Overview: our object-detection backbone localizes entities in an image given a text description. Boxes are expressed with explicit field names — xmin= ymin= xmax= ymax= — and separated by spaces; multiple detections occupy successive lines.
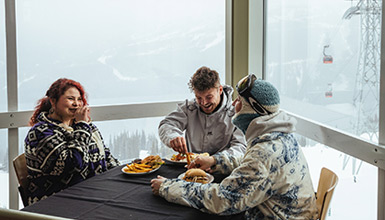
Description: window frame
xmin=253 ymin=0 xmax=385 ymax=219
xmin=3 ymin=1 xmax=385 ymax=218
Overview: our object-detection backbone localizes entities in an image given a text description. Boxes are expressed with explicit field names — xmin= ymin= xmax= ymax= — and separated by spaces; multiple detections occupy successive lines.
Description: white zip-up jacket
xmin=158 ymin=85 xmax=246 ymax=157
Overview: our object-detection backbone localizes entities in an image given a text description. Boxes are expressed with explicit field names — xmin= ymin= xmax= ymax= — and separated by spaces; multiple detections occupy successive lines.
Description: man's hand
xmin=170 ymin=137 xmax=188 ymax=153
xmin=186 ymin=156 xmax=216 ymax=173
xmin=150 ymin=175 xmax=167 ymax=196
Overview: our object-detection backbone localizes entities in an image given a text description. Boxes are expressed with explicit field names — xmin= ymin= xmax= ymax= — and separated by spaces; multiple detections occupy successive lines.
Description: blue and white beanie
xmin=232 ymin=79 xmax=280 ymax=134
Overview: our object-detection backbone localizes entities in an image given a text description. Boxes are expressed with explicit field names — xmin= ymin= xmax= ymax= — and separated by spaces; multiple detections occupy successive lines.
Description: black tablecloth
xmin=22 ymin=163 xmax=244 ymax=220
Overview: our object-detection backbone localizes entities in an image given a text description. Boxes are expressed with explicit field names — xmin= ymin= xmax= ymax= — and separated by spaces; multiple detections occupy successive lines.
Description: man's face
xmin=194 ymin=86 xmax=223 ymax=114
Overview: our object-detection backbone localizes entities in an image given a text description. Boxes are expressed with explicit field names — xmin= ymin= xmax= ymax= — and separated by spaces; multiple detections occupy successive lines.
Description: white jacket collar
xmin=245 ymin=110 xmax=297 ymax=145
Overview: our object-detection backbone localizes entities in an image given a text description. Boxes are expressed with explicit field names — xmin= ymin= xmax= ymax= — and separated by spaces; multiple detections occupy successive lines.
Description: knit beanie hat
xmin=232 ymin=76 xmax=280 ymax=134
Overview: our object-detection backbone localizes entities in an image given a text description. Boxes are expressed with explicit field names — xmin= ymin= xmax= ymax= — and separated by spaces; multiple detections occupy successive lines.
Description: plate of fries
xmin=164 ymin=152 xmax=209 ymax=165
xmin=122 ymin=155 xmax=164 ymax=175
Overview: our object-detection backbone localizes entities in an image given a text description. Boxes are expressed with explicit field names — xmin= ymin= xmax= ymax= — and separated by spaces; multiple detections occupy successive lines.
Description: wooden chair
xmin=12 ymin=153 xmax=29 ymax=207
xmin=316 ymin=167 xmax=338 ymax=220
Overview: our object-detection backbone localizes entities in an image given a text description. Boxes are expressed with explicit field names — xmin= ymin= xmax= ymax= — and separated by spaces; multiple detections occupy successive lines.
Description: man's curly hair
xmin=188 ymin=66 xmax=221 ymax=92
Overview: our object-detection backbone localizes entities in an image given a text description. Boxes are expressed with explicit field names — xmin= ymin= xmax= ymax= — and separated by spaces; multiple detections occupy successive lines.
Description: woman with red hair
xmin=25 ymin=78 xmax=120 ymax=205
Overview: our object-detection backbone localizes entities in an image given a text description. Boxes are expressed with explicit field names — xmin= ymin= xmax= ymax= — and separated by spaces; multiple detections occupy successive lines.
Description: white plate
xmin=164 ymin=155 xmax=187 ymax=165
xmin=121 ymin=164 xmax=161 ymax=175
xmin=177 ymin=171 xmax=214 ymax=183
xmin=164 ymin=153 xmax=210 ymax=165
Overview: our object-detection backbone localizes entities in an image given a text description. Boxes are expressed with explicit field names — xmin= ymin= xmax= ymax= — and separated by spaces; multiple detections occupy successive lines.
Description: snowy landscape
xmin=0 ymin=0 xmax=380 ymax=219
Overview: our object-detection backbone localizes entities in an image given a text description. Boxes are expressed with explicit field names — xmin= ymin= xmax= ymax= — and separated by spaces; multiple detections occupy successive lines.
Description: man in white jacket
xmin=158 ymin=66 xmax=246 ymax=157
xmin=152 ymin=74 xmax=318 ymax=219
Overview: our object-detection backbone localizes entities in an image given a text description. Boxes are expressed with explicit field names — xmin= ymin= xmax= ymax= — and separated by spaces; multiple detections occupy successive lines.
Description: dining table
xmin=21 ymin=161 xmax=245 ymax=220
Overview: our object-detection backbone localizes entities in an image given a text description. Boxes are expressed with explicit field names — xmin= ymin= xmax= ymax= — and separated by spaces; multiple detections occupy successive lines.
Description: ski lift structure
xmin=323 ymin=45 xmax=333 ymax=64
xmin=325 ymin=83 xmax=333 ymax=98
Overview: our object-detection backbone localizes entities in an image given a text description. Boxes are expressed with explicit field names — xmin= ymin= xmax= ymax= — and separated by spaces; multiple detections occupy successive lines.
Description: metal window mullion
xmin=225 ymin=0 xmax=232 ymax=86
xmin=5 ymin=0 xmax=19 ymax=210
xmin=248 ymin=0 xmax=264 ymax=78
xmin=378 ymin=0 xmax=385 ymax=219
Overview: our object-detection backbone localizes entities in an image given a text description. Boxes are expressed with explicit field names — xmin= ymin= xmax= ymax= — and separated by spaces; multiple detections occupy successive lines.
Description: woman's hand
xmin=186 ymin=156 xmax=216 ymax=173
xmin=75 ymin=106 xmax=90 ymax=122
xmin=150 ymin=175 xmax=167 ymax=196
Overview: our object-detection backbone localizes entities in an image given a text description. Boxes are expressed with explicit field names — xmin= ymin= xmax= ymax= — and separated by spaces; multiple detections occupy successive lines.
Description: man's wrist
xmin=211 ymin=156 xmax=216 ymax=165
xmin=210 ymin=156 xmax=217 ymax=170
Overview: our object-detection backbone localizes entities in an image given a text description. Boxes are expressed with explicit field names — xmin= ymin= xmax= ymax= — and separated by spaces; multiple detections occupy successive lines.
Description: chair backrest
xmin=316 ymin=167 xmax=338 ymax=220
xmin=13 ymin=153 xmax=29 ymax=206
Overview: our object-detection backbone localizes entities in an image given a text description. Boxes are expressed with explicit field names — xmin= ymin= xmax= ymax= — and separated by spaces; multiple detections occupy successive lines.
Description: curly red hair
xmin=29 ymin=78 xmax=88 ymax=126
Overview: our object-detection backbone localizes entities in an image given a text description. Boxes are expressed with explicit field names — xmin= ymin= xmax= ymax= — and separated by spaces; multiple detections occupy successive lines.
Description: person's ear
xmin=49 ymin=99 xmax=56 ymax=108
xmin=219 ymin=85 xmax=223 ymax=95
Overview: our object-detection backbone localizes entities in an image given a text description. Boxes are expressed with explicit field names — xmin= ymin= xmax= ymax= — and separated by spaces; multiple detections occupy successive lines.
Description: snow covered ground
xmin=303 ymin=145 xmax=377 ymax=220
xmin=0 ymin=172 xmax=9 ymax=209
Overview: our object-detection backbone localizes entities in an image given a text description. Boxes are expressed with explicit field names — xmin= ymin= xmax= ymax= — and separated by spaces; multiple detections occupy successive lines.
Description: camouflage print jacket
xmin=159 ymin=111 xmax=318 ymax=220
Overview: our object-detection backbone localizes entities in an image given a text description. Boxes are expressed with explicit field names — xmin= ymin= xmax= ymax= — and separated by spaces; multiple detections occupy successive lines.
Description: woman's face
xmin=51 ymin=87 xmax=83 ymax=123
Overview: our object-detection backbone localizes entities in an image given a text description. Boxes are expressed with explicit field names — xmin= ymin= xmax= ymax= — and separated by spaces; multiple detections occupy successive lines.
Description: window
xmin=16 ymin=0 xmax=226 ymax=109
xmin=3 ymin=0 xmax=226 ymax=209
xmin=0 ymin=0 xmax=6 ymax=112
xmin=0 ymin=0 xmax=8 ymax=208
xmin=266 ymin=0 xmax=380 ymax=142
xmin=266 ymin=1 xmax=380 ymax=219
xmin=299 ymin=134 xmax=377 ymax=220
xmin=0 ymin=129 xmax=8 ymax=208
xmin=93 ymin=117 xmax=174 ymax=163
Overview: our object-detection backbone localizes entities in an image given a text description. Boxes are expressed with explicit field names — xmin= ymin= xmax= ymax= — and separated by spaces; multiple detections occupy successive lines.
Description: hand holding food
xmin=187 ymin=155 xmax=215 ymax=172
xmin=123 ymin=155 xmax=164 ymax=174
xmin=169 ymin=136 xmax=187 ymax=153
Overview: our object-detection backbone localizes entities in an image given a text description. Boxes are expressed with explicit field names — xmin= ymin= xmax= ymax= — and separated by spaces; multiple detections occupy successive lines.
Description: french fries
xmin=123 ymin=155 xmax=164 ymax=173
xmin=186 ymin=152 xmax=191 ymax=165
xmin=171 ymin=152 xmax=209 ymax=162
xmin=171 ymin=152 xmax=193 ymax=162
xmin=123 ymin=163 xmax=152 ymax=173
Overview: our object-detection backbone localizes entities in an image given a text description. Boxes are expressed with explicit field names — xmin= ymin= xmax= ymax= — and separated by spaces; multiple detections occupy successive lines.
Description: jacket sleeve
xmin=158 ymin=101 xmax=189 ymax=148
xmin=159 ymin=146 xmax=274 ymax=215
xmin=211 ymin=151 xmax=243 ymax=175
xmin=89 ymin=123 xmax=120 ymax=169
xmin=216 ymin=126 xmax=246 ymax=158
xmin=105 ymin=148 xmax=120 ymax=169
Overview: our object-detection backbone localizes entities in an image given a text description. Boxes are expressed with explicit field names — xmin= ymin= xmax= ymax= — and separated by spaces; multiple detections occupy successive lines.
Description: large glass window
xmin=299 ymin=135 xmax=377 ymax=220
xmin=0 ymin=129 xmax=8 ymax=209
xmin=266 ymin=1 xmax=380 ymax=219
xmin=16 ymin=0 xmax=226 ymax=110
xmin=6 ymin=0 xmax=226 ymax=209
xmin=0 ymin=0 xmax=6 ymax=112
xmin=0 ymin=0 xmax=8 ymax=209
xmin=18 ymin=117 xmax=172 ymax=165
xmin=266 ymin=0 xmax=380 ymax=143
xmin=93 ymin=117 xmax=174 ymax=163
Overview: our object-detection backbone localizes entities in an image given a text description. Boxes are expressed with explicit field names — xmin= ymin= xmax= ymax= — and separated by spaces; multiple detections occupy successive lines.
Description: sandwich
xmin=183 ymin=168 xmax=209 ymax=184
